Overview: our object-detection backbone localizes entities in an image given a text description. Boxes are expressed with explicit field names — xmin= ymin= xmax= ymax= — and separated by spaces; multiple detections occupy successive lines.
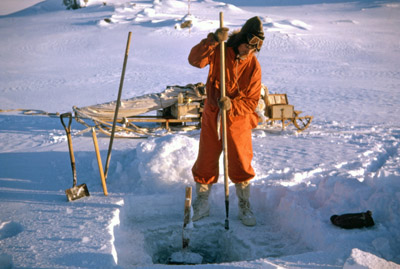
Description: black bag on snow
xmin=330 ymin=210 xmax=375 ymax=229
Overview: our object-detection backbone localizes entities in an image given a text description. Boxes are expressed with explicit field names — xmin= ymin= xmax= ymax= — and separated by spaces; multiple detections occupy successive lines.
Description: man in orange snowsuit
xmin=188 ymin=16 xmax=264 ymax=226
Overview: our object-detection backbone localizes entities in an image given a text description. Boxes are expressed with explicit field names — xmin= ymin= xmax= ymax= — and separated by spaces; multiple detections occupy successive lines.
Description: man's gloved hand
xmin=214 ymin=27 xmax=229 ymax=42
xmin=218 ymin=96 xmax=231 ymax=111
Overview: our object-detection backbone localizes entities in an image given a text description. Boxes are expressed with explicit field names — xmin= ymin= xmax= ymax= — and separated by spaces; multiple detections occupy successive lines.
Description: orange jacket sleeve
xmin=188 ymin=33 xmax=218 ymax=68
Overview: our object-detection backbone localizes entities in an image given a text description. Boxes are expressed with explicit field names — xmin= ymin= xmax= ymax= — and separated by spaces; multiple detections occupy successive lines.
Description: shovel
xmin=60 ymin=112 xmax=90 ymax=201
xmin=169 ymin=186 xmax=203 ymax=265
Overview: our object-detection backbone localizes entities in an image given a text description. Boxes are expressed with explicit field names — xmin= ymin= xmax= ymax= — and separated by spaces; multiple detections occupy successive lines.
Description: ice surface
xmin=169 ymin=250 xmax=203 ymax=265
xmin=0 ymin=0 xmax=399 ymax=268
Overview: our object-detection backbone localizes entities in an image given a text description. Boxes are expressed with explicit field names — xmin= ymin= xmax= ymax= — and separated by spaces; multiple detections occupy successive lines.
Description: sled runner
xmin=71 ymin=83 xmax=313 ymax=137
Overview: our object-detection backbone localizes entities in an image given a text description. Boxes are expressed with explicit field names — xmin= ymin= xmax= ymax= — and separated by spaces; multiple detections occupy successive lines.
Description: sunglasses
xmin=247 ymin=33 xmax=264 ymax=51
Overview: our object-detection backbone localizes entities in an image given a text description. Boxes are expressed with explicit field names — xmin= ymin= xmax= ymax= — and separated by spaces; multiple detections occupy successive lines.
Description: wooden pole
xmin=182 ymin=186 xmax=192 ymax=249
xmin=91 ymin=128 xmax=108 ymax=196
xmin=104 ymin=32 xmax=132 ymax=181
xmin=219 ymin=12 xmax=229 ymax=230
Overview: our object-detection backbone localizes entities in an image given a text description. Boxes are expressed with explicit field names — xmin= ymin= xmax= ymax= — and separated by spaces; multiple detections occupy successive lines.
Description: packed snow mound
xmin=98 ymin=0 xmax=248 ymax=32
xmin=135 ymin=135 xmax=198 ymax=192
xmin=0 ymin=221 xmax=24 ymax=240
xmin=343 ymin=248 xmax=400 ymax=269
xmin=1 ymin=0 xmax=67 ymax=16
xmin=264 ymin=17 xmax=311 ymax=33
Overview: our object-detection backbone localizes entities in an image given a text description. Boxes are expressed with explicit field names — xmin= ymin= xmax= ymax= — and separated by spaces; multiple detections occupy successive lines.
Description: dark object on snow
xmin=330 ymin=210 xmax=374 ymax=229
xmin=60 ymin=113 xmax=90 ymax=202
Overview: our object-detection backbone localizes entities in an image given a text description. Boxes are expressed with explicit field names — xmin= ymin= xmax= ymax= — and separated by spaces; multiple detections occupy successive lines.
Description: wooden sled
xmin=261 ymin=93 xmax=313 ymax=132
xmin=73 ymin=83 xmax=205 ymax=138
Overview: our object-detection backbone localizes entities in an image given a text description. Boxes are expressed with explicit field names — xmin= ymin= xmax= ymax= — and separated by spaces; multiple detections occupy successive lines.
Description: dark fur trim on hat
xmin=226 ymin=30 xmax=243 ymax=49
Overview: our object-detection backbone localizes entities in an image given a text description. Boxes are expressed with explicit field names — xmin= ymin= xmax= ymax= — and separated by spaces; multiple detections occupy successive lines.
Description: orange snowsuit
xmin=189 ymin=34 xmax=262 ymax=184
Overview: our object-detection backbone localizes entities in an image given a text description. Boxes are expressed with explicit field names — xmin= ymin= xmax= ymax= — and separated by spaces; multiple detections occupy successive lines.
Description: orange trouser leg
xmin=226 ymin=115 xmax=255 ymax=183
xmin=192 ymin=105 xmax=255 ymax=184
xmin=192 ymin=105 xmax=222 ymax=184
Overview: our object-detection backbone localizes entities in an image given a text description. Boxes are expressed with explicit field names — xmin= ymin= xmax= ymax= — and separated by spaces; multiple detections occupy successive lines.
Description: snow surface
xmin=1 ymin=0 xmax=400 ymax=268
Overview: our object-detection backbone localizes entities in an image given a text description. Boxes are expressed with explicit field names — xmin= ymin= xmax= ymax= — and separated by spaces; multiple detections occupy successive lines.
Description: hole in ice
xmin=144 ymin=222 xmax=246 ymax=264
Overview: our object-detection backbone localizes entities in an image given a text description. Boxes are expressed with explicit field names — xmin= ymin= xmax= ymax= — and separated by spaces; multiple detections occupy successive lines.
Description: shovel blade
xmin=65 ymin=183 xmax=90 ymax=201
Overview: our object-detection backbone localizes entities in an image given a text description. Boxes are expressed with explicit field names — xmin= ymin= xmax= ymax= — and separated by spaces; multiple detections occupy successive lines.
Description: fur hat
xmin=227 ymin=16 xmax=265 ymax=51
xmin=240 ymin=16 xmax=264 ymax=41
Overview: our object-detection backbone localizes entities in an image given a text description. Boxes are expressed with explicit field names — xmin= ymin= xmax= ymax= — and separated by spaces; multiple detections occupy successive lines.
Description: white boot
xmin=192 ymin=183 xmax=212 ymax=221
xmin=235 ymin=181 xmax=256 ymax=226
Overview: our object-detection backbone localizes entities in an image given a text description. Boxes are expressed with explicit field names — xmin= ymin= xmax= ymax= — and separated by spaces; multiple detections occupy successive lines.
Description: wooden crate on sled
xmin=157 ymin=96 xmax=203 ymax=129
xmin=263 ymin=93 xmax=313 ymax=132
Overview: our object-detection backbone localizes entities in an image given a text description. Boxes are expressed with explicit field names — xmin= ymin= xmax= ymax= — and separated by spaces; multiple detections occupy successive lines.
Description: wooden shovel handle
xmin=60 ymin=112 xmax=77 ymax=187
